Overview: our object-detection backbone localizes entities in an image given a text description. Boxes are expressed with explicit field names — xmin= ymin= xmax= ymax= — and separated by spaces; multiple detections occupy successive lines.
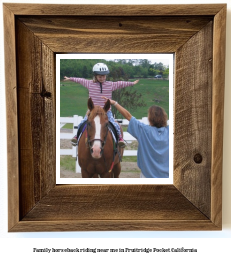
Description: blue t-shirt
xmin=127 ymin=117 xmax=169 ymax=178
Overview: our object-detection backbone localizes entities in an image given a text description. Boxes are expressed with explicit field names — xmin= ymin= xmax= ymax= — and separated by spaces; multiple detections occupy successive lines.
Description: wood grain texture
xmin=11 ymin=220 xmax=218 ymax=232
xmin=211 ymin=5 xmax=226 ymax=228
xmin=3 ymin=3 xmax=226 ymax=16
xmin=174 ymin=22 xmax=213 ymax=218
xmin=4 ymin=3 xmax=226 ymax=231
xmin=13 ymin=185 xmax=215 ymax=232
xmin=3 ymin=4 xmax=20 ymax=232
xmin=18 ymin=16 xmax=213 ymax=53
xmin=16 ymin=19 xmax=56 ymax=218
xmin=22 ymin=185 xmax=207 ymax=221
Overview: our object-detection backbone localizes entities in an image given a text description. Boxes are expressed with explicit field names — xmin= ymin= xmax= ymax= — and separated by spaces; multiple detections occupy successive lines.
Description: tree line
xmin=60 ymin=59 xmax=169 ymax=80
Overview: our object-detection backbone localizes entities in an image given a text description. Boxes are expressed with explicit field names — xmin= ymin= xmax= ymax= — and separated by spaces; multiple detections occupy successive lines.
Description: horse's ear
xmin=103 ymin=99 xmax=110 ymax=112
xmin=88 ymin=97 xmax=94 ymax=111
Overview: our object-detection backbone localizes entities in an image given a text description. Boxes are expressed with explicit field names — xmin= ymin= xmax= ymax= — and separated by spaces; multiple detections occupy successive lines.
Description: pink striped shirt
xmin=70 ymin=77 xmax=134 ymax=107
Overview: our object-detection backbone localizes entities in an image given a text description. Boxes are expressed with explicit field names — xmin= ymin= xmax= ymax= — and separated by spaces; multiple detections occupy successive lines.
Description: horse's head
xmin=86 ymin=98 xmax=110 ymax=159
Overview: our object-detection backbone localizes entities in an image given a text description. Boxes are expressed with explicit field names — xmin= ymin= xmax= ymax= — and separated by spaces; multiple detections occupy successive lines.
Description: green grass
xmin=62 ymin=123 xmax=73 ymax=129
xmin=60 ymin=156 xmax=75 ymax=172
xmin=121 ymin=126 xmax=128 ymax=132
xmin=122 ymin=79 xmax=169 ymax=118
xmin=60 ymin=81 xmax=89 ymax=117
xmin=123 ymin=156 xmax=137 ymax=162
xmin=60 ymin=78 xmax=169 ymax=119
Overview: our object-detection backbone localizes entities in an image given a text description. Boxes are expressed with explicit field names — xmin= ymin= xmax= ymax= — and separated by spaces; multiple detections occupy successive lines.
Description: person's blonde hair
xmin=148 ymin=105 xmax=167 ymax=128
xmin=93 ymin=75 xmax=107 ymax=83
xmin=93 ymin=75 xmax=97 ymax=82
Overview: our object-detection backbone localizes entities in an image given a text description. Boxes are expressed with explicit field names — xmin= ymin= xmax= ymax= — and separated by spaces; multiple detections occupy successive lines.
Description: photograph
xmin=56 ymin=54 xmax=174 ymax=184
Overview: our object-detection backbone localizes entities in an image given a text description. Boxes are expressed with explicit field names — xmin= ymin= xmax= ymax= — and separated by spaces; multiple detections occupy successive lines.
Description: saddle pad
xmin=77 ymin=120 xmax=87 ymax=140
xmin=108 ymin=121 xmax=118 ymax=142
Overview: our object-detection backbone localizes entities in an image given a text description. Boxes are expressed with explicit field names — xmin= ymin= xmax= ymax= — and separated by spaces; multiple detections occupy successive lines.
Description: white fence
xmin=60 ymin=115 xmax=148 ymax=173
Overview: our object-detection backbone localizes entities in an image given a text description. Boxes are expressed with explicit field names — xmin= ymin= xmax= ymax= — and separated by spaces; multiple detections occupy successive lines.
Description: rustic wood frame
xmin=4 ymin=4 xmax=226 ymax=232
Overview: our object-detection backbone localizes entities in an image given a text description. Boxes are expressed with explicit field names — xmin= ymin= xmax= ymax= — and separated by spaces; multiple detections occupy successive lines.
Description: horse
xmin=78 ymin=98 xmax=124 ymax=178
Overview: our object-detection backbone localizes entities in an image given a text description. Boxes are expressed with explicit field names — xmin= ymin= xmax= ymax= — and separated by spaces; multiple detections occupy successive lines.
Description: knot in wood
xmin=194 ymin=153 xmax=203 ymax=164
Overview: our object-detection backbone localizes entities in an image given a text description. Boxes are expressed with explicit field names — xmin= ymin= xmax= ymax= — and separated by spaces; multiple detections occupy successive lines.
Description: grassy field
xmin=60 ymin=78 xmax=169 ymax=119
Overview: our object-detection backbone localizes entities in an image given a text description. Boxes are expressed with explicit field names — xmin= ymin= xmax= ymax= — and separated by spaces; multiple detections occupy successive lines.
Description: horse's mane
xmin=88 ymin=105 xmax=108 ymax=120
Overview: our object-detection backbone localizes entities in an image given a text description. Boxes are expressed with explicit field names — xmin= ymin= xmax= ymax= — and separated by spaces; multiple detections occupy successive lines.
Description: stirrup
xmin=71 ymin=137 xmax=77 ymax=146
xmin=71 ymin=141 xmax=77 ymax=146
xmin=118 ymin=139 xmax=126 ymax=148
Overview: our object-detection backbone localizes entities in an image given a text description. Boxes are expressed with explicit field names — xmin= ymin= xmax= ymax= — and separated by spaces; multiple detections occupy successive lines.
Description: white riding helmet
xmin=93 ymin=63 xmax=110 ymax=75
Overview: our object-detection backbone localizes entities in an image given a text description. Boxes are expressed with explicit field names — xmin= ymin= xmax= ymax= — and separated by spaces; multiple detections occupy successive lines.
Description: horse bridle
xmin=85 ymin=118 xmax=109 ymax=156
xmin=84 ymin=112 xmax=120 ymax=175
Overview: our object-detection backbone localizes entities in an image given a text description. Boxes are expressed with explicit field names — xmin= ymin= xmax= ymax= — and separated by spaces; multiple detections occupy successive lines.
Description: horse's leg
xmin=100 ymin=172 xmax=113 ymax=178
xmin=81 ymin=169 xmax=98 ymax=178
xmin=112 ymin=162 xmax=121 ymax=178
xmin=81 ymin=169 xmax=90 ymax=178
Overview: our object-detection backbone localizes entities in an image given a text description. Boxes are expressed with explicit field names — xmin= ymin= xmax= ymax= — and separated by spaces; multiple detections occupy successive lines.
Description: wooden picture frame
xmin=4 ymin=3 xmax=226 ymax=231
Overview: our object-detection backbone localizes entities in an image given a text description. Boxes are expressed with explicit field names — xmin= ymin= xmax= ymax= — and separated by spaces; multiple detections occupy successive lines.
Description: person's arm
xmin=63 ymin=76 xmax=90 ymax=89
xmin=102 ymin=97 xmax=132 ymax=121
xmin=63 ymin=76 xmax=70 ymax=81
xmin=111 ymin=79 xmax=139 ymax=91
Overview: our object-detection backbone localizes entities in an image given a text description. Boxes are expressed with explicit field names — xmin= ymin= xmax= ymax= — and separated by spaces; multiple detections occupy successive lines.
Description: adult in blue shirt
xmin=102 ymin=97 xmax=169 ymax=178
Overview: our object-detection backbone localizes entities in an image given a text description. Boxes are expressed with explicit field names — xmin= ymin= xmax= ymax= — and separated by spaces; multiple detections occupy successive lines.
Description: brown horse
xmin=78 ymin=98 xmax=124 ymax=178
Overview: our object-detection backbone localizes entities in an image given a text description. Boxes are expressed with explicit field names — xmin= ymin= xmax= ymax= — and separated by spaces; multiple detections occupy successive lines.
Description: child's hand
xmin=134 ymin=80 xmax=139 ymax=84
xmin=64 ymin=76 xmax=70 ymax=81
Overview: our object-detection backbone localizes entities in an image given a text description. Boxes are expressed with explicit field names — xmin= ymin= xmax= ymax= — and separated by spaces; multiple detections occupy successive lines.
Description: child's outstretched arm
xmin=63 ymin=76 xmax=70 ymax=81
xmin=111 ymin=79 xmax=139 ymax=91
xmin=63 ymin=76 xmax=90 ymax=89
